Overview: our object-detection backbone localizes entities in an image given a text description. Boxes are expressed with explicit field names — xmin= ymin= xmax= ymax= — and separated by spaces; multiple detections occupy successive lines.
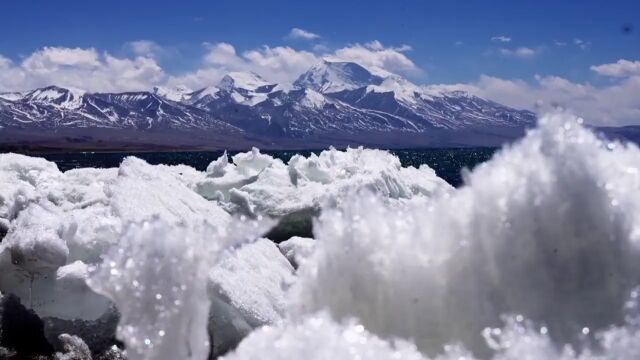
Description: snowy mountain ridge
xmin=0 ymin=60 xmax=537 ymax=148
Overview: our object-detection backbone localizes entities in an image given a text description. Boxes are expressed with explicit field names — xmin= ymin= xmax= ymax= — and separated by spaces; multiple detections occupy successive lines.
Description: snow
xmin=152 ymin=85 xmax=193 ymax=102
xmin=292 ymin=112 xmax=640 ymax=357
xmin=24 ymin=86 xmax=86 ymax=109
xmin=221 ymin=312 xmax=427 ymax=360
xmin=298 ymin=89 xmax=327 ymax=109
xmin=295 ymin=60 xmax=385 ymax=93
xmin=215 ymin=72 xmax=276 ymax=106
xmin=0 ymin=92 xmax=24 ymax=101
xmin=366 ymin=75 xmax=426 ymax=104
xmin=189 ymin=86 xmax=220 ymax=102
xmin=218 ymin=72 xmax=273 ymax=92
xmin=294 ymin=60 xmax=385 ymax=93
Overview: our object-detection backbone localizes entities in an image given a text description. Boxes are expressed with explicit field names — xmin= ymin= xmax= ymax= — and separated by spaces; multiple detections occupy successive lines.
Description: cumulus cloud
xmin=426 ymin=73 xmax=640 ymax=126
xmin=125 ymin=40 xmax=165 ymax=58
xmin=168 ymin=40 xmax=421 ymax=88
xmin=0 ymin=40 xmax=422 ymax=93
xmin=0 ymin=46 xmax=165 ymax=92
xmin=498 ymin=47 xmax=540 ymax=58
xmin=327 ymin=41 xmax=421 ymax=76
xmin=167 ymin=42 xmax=319 ymax=88
xmin=491 ymin=35 xmax=512 ymax=43
xmin=287 ymin=27 xmax=321 ymax=41
xmin=591 ymin=59 xmax=640 ymax=78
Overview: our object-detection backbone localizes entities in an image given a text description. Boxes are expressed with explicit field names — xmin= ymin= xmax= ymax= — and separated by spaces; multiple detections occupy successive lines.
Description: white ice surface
xmin=292 ymin=113 xmax=640 ymax=357
xmin=220 ymin=312 xmax=428 ymax=360
xmin=196 ymin=146 xmax=452 ymax=218
xmin=208 ymin=238 xmax=294 ymax=354
xmin=0 ymin=155 xmax=232 ymax=322
xmin=278 ymin=236 xmax=315 ymax=267
xmin=88 ymin=218 xmax=270 ymax=360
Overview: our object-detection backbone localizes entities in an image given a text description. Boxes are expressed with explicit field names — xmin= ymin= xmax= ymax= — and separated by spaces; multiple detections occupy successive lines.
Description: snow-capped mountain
xmin=0 ymin=61 xmax=537 ymax=148
xmin=293 ymin=61 xmax=386 ymax=93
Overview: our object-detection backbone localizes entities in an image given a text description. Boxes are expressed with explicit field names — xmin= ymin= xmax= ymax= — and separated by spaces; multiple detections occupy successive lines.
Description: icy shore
xmin=0 ymin=144 xmax=449 ymax=358
xmin=2 ymin=113 xmax=640 ymax=359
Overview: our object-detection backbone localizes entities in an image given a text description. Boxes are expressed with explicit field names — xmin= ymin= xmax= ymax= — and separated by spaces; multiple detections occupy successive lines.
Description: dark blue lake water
xmin=38 ymin=148 xmax=497 ymax=187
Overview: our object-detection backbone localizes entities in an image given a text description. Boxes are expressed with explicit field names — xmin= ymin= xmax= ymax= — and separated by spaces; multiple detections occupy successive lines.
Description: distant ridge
xmin=0 ymin=61 xmax=537 ymax=150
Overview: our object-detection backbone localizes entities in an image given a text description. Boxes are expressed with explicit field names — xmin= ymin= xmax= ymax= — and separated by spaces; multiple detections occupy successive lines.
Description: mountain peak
xmin=23 ymin=85 xmax=85 ymax=109
xmin=293 ymin=60 xmax=385 ymax=94
xmin=218 ymin=72 xmax=274 ymax=92
xmin=153 ymin=85 xmax=193 ymax=102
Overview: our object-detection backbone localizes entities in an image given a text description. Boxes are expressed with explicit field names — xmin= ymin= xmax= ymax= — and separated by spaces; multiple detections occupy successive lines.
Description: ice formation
xmin=293 ymin=113 xmax=640 ymax=357
xmin=10 ymin=113 xmax=640 ymax=360
xmin=220 ymin=312 xmax=428 ymax=360
xmin=208 ymin=238 xmax=295 ymax=355
xmin=87 ymin=219 xmax=268 ymax=360
xmin=195 ymin=147 xmax=452 ymax=239
xmin=0 ymin=145 xmax=449 ymax=358
xmin=278 ymin=236 xmax=315 ymax=268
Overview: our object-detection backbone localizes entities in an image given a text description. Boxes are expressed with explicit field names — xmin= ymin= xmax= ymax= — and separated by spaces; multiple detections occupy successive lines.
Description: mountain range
xmin=0 ymin=60 xmax=540 ymax=151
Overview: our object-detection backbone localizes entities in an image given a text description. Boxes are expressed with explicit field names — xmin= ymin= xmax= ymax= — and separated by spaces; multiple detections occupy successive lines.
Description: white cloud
xmin=126 ymin=40 xmax=164 ymax=57
xmin=574 ymin=39 xmax=591 ymax=50
xmin=591 ymin=59 xmax=640 ymax=78
xmin=0 ymin=40 xmax=423 ymax=93
xmin=498 ymin=47 xmax=540 ymax=58
xmin=328 ymin=41 xmax=421 ymax=76
xmin=0 ymin=46 xmax=165 ymax=92
xmin=426 ymin=73 xmax=640 ymax=126
xmin=167 ymin=43 xmax=319 ymax=88
xmin=287 ymin=27 xmax=321 ymax=41
xmin=491 ymin=35 xmax=512 ymax=43
xmin=169 ymin=40 xmax=422 ymax=88
xmin=554 ymin=40 xmax=567 ymax=47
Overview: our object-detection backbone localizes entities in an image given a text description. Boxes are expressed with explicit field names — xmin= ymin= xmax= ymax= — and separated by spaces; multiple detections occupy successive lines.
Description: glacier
xmin=2 ymin=112 xmax=640 ymax=359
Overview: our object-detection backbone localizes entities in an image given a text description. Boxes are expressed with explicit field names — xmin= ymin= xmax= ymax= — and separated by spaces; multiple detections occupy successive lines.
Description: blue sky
xmin=1 ymin=0 xmax=639 ymax=124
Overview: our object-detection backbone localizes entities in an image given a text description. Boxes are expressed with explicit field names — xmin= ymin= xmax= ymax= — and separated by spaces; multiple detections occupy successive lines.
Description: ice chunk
xmin=278 ymin=236 xmax=315 ymax=267
xmin=0 ymin=153 xmax=61 ymax=227
xmin=293 ymin=113 xmax=640 ymax=357
xmin=88 ymin=217 xmax=271 ymax=360
xmin=220 ymin=312 xmax=427 ymax=360
xmin=209 ymin=238 xmax=295 ymax=355
xmin=194 ymin=147 xmax=451 ymax=241
xmin=206 ymin=151 xmax=229 ymax=178
xmin=107 ymin=157 xmax=229 ymax=227
xmin=54 ymin=334 xmax=92 ymax=360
